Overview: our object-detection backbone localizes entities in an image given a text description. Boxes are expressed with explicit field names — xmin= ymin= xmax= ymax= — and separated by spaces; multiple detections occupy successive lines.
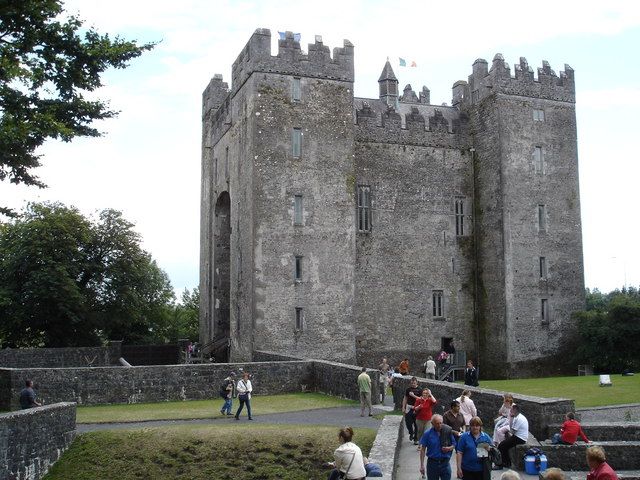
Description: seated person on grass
xmin=552 ymin=412 xmax=590 ymax=445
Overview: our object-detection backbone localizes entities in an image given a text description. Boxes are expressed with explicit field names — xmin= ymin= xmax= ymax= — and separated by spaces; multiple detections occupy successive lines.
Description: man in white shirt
xmin=424 ymin=356 xmax=436 ymax=380
xmin=497 ymin=404 xmax=529 ymax=469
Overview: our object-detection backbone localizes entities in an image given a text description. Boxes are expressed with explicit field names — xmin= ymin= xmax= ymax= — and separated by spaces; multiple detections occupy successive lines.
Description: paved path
xmin=77 ymin=405 xmax=387 ymax=433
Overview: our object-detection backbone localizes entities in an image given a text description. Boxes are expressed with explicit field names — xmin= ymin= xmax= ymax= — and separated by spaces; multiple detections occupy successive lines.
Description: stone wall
xmin=0 ymin=403 xmax=76 ymax=480
xmin=121 ymin=344 xmax=181 ymax=366
xmin=0 ymin=343 xmax=121 ymax=368
xmin=1 ymin=362 xmax=313 ymax=409
xmin=391 ymin=376 xmax=573 ymax=439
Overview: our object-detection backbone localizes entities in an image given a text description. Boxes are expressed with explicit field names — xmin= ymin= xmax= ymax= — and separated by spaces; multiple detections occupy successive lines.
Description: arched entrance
xmin=212 ymin=191 xmax=230 ymax=361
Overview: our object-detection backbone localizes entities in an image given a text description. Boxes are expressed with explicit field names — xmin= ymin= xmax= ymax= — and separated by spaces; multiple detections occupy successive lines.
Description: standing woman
xmin=235 ymin=371 xmax=253 ymax=420
xmin=414 ymin=388 xmax=437 ymax=445
xmin=456 ymin=416 xmax=493 ymax=480
xmin=493 ymin=394 xmax=514 ymax=444
xmin=456 ymin=390 xmax=477 ymax=430
xmin=327 ymin=426 xmax=367 ymax=480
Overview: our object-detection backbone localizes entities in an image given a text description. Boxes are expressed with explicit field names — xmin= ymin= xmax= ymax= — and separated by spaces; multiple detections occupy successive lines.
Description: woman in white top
xmin=234 ymin=371 xmax=253 ymax=420
xmin=327 ymin=426 xmax=366 ymax=480
xmin=455 ymin=390 xmax=477 ymax=428
xmin=493 ymin=393 xmax=514 ymax=444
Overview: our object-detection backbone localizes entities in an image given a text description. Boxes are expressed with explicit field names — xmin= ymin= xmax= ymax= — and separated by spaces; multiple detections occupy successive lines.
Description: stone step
xmin=567 ymin=471 xmax=640 ymax=480
xmin=515 ymin=441 xmax=640 ymax=472
xmin=546 ymin=422 xmax=640 ymax=442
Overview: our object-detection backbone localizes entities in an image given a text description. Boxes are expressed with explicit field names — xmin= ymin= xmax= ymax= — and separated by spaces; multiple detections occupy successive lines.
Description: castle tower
xmin=200 ymin=29 xmax=357 ymax=363
xmin=464 ymin=55 xmax=585 ymax=378
xmin=378 ymin=60 xmax=399 ymax=107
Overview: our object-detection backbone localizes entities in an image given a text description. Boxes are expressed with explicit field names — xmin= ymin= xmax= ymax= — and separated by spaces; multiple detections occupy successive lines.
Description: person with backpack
xmin=219 ymin=371 xmax=236 ymax=416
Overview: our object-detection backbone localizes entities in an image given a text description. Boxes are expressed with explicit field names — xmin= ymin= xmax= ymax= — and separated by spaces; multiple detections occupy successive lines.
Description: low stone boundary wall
xmin=0 ymin=402 xmax=76 ymax=480
xmin=390 ymin=376 xmax=574 ymax=440
xmin=546 ymin=422 xmax=640 ymax=442
xmin=515 ymin=441 xmax=640 ymax=471
xmin=367 ymin=415 xmax=403 ymax=480
xmin=1 ymin=362 xmax=313 ymax=409
xmin=254 ymin=351 xmax=380 ymax=403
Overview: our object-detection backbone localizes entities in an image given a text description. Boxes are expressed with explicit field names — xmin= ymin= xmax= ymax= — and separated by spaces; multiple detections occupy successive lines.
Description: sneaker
xmin=413 ymin=440 xmax=418 ymax=445
xmin=220 ymin=410 xmax=225 ymax=415
xmin=226 ymin=413 xmax=234 ymax=416
xmin=234 ymin=416 xmax=239 ymax=421
xmin=368 ymin=413 xmax=373 ymax=417
xmin=248 ymin=417 xmax=253 ymax=420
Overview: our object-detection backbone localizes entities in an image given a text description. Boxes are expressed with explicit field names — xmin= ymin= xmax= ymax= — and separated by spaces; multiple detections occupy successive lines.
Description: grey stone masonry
xmin=546 ymin=422 xmax=640 ymax=442
xmin=391 ymin=375 xmax=573 ymax=439
xmin=515 ymin=441 xmax=640 ymax=472
xmin=367 ymin=415 xmax=403 ymax=480
xmin=2 ymin=357 xmax=379 ymax=408
xmin=200 ymin=29 xmax=586 ymax=379
xmin=0 ymin=343 xmax=121 ymax=368
xmin=0 ymin=402 xmax=76 ymax=480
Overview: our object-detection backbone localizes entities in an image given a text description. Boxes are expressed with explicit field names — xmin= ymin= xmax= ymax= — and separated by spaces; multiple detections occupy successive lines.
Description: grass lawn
xmin=480 ymin=375 xmax=640 ymax=408
xmin=43 ymin=424 xmax=377 ymax=480
xmin=76 ymin=393 xmax=358 ymax=424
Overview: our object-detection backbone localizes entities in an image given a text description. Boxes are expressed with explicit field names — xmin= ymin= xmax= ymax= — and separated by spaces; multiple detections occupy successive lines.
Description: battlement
xmin=461 ymin=54 xmax=575 ymax=104
xmin=230 ymin=28 xmax=354 ymax=94
xmin=354 ymin=99 xmax=467 ymax=149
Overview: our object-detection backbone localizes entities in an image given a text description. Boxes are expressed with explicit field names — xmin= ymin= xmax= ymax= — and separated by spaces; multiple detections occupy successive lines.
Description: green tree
xmin=0 ymin=0 xmax=154 ymax=208
xmin=0 ymin=202 xmax=175 ymax=347
xmin=574 ymin=290 xmax=640 ymax=372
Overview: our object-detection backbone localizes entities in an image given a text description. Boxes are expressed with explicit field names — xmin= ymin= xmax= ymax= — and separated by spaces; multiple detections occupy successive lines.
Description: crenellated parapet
xmin=231 ymin=29 xmax=354 ymax=94
xmin=354 ymin=99 xmax=468 ymax=149
xmin=461 ymin=54 xmax=575 ymax=104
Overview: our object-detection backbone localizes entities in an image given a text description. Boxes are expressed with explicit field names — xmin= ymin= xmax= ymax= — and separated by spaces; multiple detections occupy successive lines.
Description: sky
xmin=2 ymin=0 xmax=640 ymax=297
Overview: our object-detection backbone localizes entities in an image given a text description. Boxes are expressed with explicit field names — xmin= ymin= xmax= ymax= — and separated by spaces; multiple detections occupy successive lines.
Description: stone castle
xmin=199 ymin=28 xmax=585 ymax=378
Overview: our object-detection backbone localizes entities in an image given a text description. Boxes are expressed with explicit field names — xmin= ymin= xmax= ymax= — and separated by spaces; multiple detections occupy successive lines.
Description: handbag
xmin=238 ymin=380 xmax=250 ymax=401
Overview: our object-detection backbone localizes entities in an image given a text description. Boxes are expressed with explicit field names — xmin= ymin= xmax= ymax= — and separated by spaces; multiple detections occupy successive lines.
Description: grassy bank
xmin=76 ymin=393 xmax=358 ymax=423
xmin=43 ymin=424 xmax=377 ymax=480
xmin=480 ymin=374 xmax=640 ymax=408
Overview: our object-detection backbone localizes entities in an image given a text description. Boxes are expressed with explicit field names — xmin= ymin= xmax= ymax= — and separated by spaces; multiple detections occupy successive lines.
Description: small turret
xmin=378 ymin=60 xmax=399 ymax=107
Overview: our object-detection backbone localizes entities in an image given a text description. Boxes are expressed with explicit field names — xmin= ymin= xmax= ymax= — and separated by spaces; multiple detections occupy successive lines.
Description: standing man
xmin=357 ymin=367 xmax=373 ymax=417
xmin=497 ymin=404 xmax=529 ymax=469
xmin=403 ymin=377 xmax=423 ymax=444
xmin=424 ymin=356 xmax=437 ymax=380
xmin=378 ymin=358 xmax=390 ymax=403
xmin=219 ymin=371 xmax=236 ymax=416
xmin=464 ymin=360 xmax=479 ymax=387
xmin=19 ymin=380 xmax=41 ymax=409
xmin=443 ymin=400 xmax=466 ymax=440
xmin=419 ymin=414 xmax=456 ymax=480
xmin=235 ymin=371 xmax=253 ymax=421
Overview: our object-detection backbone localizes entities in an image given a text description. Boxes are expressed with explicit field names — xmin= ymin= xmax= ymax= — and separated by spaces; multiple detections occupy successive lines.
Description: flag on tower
xmin=399 ymin=57 xmax=406 ymax=67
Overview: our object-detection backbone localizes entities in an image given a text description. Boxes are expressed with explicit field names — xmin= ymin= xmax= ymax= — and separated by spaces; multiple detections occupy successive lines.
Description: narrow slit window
xmin=213 ymin=158 xmax=218 ymax=184
xmin=295 ymin=256 xmax=302 ymax=281
xmin=432 ymin=290 xmax=444 ymax=318
xmin=225 ymin=147 xmax=229 ymax=179
xmin=295 ymin=307 xmax=303 ymax=331
xmin=357 ymin=185 xmax=371 ymax=232
xmin=541 ymin=299 xmax=549 ymax=322
xmin=533 ymin=147 xmax=543 ymax=174
xmin=294 ymin=195 xmax=303 ymax=225
xmin=538 ymin=204 xmax=547 ymax=232
xmin=292 ymin=77 xmax=301 ymax=101
xmin=292 ymin=128 xmax=302 ymax=158
xmin=455 ymin=197 xmax=465 ymax=236
xmin=533 ymin=109 xmax=545 ymax=122
xmin=539 ymin=257 xmax=547 ymax=279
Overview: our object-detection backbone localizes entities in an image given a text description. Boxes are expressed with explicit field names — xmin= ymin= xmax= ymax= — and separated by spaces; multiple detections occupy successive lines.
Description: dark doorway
xmin=213 ymin=191 xmax=231 ymax=362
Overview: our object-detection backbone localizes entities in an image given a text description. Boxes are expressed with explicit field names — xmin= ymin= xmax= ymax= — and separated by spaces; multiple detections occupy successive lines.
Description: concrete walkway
xmin=77 ymin=405 xmax=387 ymax=433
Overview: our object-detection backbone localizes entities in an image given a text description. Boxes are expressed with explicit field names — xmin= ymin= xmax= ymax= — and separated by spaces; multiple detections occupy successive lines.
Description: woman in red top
xmin=413 ymin=388 xmax=437 ymax=446
xmin=552 ymin=412 xmax=590 ymax=444
xmin=587 ymin=446 xmax=618 ymax=480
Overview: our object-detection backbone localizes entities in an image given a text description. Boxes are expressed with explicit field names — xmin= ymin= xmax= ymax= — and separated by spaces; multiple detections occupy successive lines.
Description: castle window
xmin=455 ymin=197 xmax=465 ymax=236
xmin=539 ymin=256 xmax=548 ymax=279
xmin=225 ymin=146 xmax=229 ymax=180
xmin=213 ymin=158 xmax=218 ymax=185
xmin=292 ymin=128 xmax=302 ymax=158
xmin=295 ymin=307 xmax=304 ymax=331
xmin=533 ymin=147 xmax=543 ymax=174
xmin=432 ymin=290 xmax=444 ymax=318
xmin=357 ymin=185 xmax=371 ymax=232
xmin=533 ymin=109 xmax=545 ymax=122
xmin=538 ymin=204 xmax=547 ymax=232
xmin=294 ymin=195 xmax=303 ymax=225
xmin=295 ymin=256 xmax=302 ymax=282
xmin=541 ymin=299 xmax=549 ymax=322
xmin=292 ymin=77 xmax=301 ymax=102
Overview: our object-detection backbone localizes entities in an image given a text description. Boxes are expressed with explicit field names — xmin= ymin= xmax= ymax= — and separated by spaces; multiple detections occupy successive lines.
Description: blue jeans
xmin=427 ymin=458 xmax=451 ymax=480
xmin=221 ymin=397 xmax=232 ymax=414
xmin=235 ymin=396 xmax=252 ymax=419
